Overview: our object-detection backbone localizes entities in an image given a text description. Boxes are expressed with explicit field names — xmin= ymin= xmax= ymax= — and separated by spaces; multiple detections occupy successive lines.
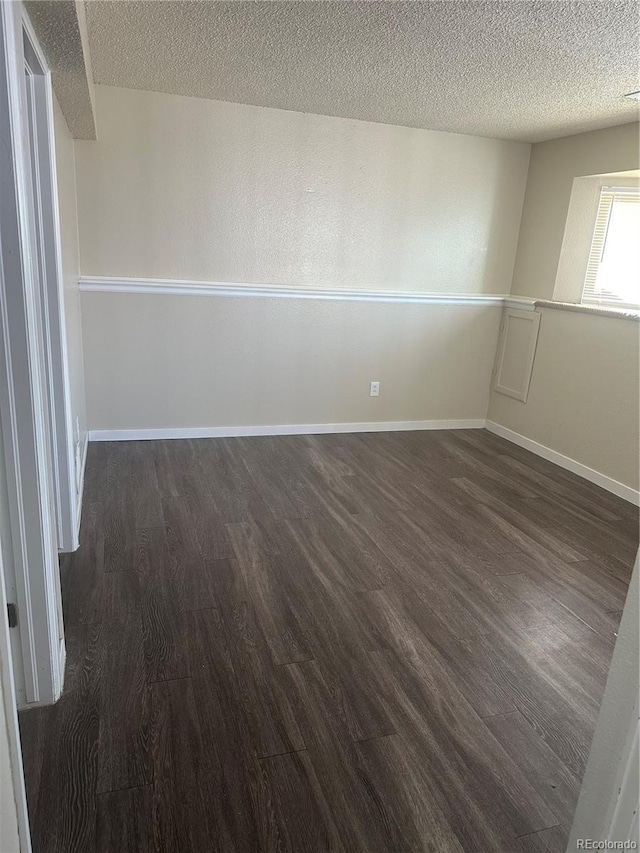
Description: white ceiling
xmin=25 ymin=0 xmax=97 ymax=138
xmin=85 ymin=0 xmax=640 ymax=143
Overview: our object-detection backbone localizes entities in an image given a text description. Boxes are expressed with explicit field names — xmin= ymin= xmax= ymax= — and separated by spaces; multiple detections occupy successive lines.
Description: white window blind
xmin=582 ymin=186 xmax=640 ymax=308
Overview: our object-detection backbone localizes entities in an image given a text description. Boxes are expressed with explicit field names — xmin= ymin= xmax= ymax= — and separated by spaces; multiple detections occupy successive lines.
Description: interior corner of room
xmin=0 ymin=1 xmax=639 ymax=852
xmin=73 ymin=88 xmax=640 ymax=502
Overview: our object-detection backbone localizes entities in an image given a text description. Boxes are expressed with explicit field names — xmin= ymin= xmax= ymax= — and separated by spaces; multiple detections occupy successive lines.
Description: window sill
xmin=534 ymin=299 xmax=640 ymax=321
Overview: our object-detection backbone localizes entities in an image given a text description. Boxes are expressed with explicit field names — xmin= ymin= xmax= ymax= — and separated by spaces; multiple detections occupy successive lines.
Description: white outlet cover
xmin=370 ymin=381 xmax=380 ymax=397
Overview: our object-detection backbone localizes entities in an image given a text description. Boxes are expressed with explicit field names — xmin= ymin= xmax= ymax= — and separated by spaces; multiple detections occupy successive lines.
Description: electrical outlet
xmin=369 ymin=381 xmax=380 ymax=397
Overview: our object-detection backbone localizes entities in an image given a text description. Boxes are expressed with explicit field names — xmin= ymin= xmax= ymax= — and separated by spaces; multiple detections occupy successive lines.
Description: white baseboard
xmin=89 ymin=418 xmax=487 ymax=443
xmin=73 ymin=433 xmax=88 ymax=548
xmin=486 ymin=420 xmax=640 ymax=506
xmin=56 ymin=638 xmax=66 ymax=703
xmin=88 ymin=418 xmax=638 ymax=507
xmin=19 ymin=637 xmax=67 ymax=710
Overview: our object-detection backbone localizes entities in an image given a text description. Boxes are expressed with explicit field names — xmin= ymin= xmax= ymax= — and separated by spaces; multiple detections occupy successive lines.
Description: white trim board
xmin=73 ymin=433 xmax=88 ymax=550
xmin=23 ymin=12 xmax=79 ymax=555
xmin=1 ymin=0 xmax=66 ymax=713
xmin=89 ymin=419 xmax=487 ymax=442
xmin=57 ymin=637 xmax=66 ymax=698
xmin=80 ymin=276 xmax=511 ymax=306
xmin=486 ymin=421 xmax=640 ymax=506
xmin=79 ymin=277 xmax=640 ymax=319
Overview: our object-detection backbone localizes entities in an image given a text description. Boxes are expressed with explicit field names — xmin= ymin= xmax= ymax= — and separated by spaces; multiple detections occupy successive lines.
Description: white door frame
xmin=568 ymin=556 xmax=639 ymax=850
xmin=22 ymin=10 xmax=82 ymax=554
xmin=0 ymin=0 xmax=65 ymax=710
xmin=0 ymin=543 xmax=31 ymax=852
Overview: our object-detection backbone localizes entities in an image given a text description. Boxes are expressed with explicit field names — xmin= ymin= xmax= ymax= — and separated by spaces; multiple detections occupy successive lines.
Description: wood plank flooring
xmin=19 ymin=429 xmax=638 ymax=853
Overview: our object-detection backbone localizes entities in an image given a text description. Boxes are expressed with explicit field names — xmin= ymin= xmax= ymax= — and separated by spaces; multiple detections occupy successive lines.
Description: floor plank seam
xmin=352 ymin=732 xmax=397 ymax=745
xmin=145 ymin=675 xmax=192 ymax=685
xmin=258 ymin=747 xmax=309 ymax=762
xmin=514 ymin=823 xmax=562 ymax=839
xmin=96 ymin=782 xmax=153 ymax=797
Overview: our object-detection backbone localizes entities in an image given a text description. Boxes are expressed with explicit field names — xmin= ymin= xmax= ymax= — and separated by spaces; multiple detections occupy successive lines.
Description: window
xmin=582 ymin=187 xmax=640 ymax=308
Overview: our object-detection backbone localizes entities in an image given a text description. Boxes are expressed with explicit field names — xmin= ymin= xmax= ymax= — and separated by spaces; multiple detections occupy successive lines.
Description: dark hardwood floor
xmin=19 ymin=429 xmax=638 ymax=853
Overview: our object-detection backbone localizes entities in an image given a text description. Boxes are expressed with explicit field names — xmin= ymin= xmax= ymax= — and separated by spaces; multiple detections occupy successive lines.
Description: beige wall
xmin=510 ymin=122 xmax=639 ymax=300
xmin=488 ymin=308 xmax=640 ymax=490
xmin=77 ymin=85 xmax=530 ymax=433
xmin=82 ymin=293 xmax=501 ymax=430
xmin=75 ymin=85 xmax=530 ymax=293
xmin=53 ymin=96 xmax=87 ymax=462
xmin=489 ymin=123 xmax=640 ymax=493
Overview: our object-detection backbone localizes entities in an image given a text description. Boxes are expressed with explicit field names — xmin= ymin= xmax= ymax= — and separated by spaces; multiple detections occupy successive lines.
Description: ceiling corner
xmin=24 ymin=0 xmax=97 ymax=140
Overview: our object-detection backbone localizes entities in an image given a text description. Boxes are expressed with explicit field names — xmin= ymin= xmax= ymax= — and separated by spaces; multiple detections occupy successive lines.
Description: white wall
xmin=53 ymin=95 xmax=87 ymax=481
xmin=74 ymin=85 xmax=530 ymax=293
xmin=75 ymin=85 xmax=530 ymax=432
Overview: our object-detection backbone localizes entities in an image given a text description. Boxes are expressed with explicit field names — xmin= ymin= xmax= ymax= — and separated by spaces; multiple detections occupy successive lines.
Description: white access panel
xmin=493 ymin=308 xmax=541 ymax=403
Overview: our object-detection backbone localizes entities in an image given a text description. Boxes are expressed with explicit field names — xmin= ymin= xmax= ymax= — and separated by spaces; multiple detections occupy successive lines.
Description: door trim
xmin=0 ymin=0 xmax=64 ymax=712
xmin=23 ymin=9 xmax=80 ymax=553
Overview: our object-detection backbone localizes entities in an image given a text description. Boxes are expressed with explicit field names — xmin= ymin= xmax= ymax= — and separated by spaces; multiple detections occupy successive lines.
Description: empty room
xmin=0 ymin=1 xmax=639 ymax=851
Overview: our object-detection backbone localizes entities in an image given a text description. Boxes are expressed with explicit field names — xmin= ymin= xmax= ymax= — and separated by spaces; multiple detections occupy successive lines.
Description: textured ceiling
xmin=26 ymin=1 xmax=96 ymax=139
xmin=85 ymin=1 xmax=640 ymax=143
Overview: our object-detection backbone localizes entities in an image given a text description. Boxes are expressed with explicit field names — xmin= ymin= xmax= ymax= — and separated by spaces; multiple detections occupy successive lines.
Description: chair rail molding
xmin=79 ymin=276 xmax=514 ymax=306
xmin=82 ymin=279 xmax=640 ymax=320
